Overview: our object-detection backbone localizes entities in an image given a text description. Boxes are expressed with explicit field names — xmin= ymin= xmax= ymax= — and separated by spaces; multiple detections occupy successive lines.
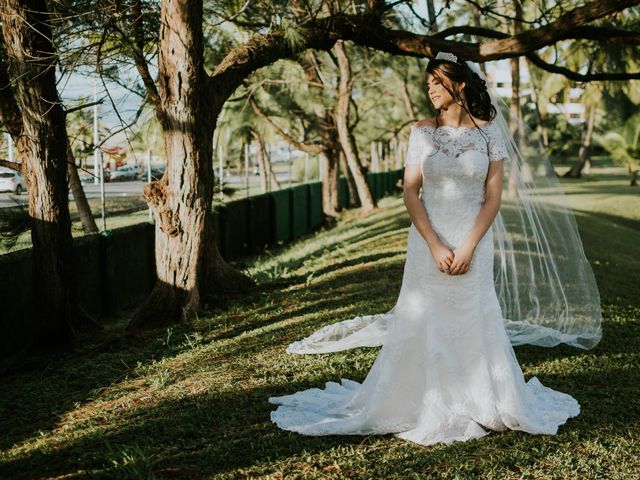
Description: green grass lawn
xmin=0 ymin=164 xmax=639 ymax=479
xmin=0 ymin=197 xmax=152 ymax=253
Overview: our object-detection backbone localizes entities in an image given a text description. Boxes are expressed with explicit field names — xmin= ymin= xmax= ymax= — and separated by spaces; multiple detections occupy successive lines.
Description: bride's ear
xmin=452 ymin=81 xmax=465 ymax=101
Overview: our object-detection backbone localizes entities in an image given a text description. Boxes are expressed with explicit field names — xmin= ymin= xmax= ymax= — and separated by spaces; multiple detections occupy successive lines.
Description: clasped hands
xmin=430 ymin=240 xmax=475 ymax=275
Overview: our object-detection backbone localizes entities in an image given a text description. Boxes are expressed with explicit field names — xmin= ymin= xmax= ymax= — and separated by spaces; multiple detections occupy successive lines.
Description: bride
xmin=267 ymin=52 xmax=602 ymax=446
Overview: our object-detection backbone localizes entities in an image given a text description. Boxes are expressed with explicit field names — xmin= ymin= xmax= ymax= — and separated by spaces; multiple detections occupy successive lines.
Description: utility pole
xmin=218 ymin=144 xmax=224 ymax=202
xmin=288 ymin=144 xmax=292 ymax=187
xmin=147 ymin=150 xmax=153 ymax=222
xmin=99 ymin=150 xmax=107 ymax=231
xmin=244 ymin=142 xmax=250 ymax=197
xmin=5 ymin=133 xmax=13 ymax=163
xmin=93 ymin=77 xmax=100 ymax=184
xmin=303 ymin=153 xmax=308 ymax=182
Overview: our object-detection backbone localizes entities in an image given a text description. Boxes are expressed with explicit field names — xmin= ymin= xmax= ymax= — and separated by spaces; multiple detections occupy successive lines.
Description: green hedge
xmin=0 ymin=169 xmax=403 ymax=359
xmin=0 ymin=249 xmax=35 ymax=359
xmin=247 ymin=193 xmax=271 ymax=254
xmin=269 ymin=189 xmax=291 ymax=245
xmin=291 ymin=184 xmax=310 ymax=240
xmin=100 ymin=223 xmax=155 ymax=315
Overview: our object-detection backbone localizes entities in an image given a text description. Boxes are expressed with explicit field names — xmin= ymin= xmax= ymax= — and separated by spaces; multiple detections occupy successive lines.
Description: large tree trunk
xmin=67 ymin=147 xmax=99 ymax=233
xmin=527 ymin=68 xmax=550 ymax=150
xmin=328 ymin=145 xmax=340 ymax=212
xmin=506 ymin=0 xmax=523 ymax=199
xmin=319 ymin=116 xmax=341 ymax=215
xmin=333 ymin=40 xmax=376 ymax=214
xmin=252 ymin=130 xmax=280 ymax=192
xmin=563 ymin=104 xmax=596 ymax=178
xmin=472 ymin=8 xmax=487 ymax=76
xmin=253 ymin=130 xmax=269 ymax=193
xmin=265 ymin=146 xmax=281 ymax=191
xmin=509 ymin=2 xmax=524 ymax=149
xmin=0 ymin=0 xmax=78 ymax=347
xmin=128 ymin=0 xmax=255 ymax=330
xmin=249 ymin=95 xmax=339 ymax=216
xmin=317 ymin=144 xmax=340 ymax=216
xmin=340 ymin=150 xmax=358 ymax=207
xmin=426 ymin=0 xmax=439 ymax=32
xmin=399 ymin=76 xmax=417 ymax=120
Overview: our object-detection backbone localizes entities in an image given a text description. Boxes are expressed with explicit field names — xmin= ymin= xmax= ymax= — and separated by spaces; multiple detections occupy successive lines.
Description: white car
xmin=0 ymin=168 xmax=25 ymax=194
xmin=109 ymin=164 xmax=142 ymax=182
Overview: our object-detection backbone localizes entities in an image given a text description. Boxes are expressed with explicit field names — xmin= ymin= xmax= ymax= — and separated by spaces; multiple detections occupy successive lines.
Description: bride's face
xmin=427 ymin=73 xmax=463 ymax=110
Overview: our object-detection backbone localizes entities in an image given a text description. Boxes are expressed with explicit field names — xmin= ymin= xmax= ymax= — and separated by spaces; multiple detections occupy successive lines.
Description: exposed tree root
xmin=126 ymin=239 xmax=258 ymax=332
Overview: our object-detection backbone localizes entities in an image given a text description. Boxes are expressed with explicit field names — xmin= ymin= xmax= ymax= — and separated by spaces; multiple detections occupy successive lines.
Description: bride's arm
xmin=463 ymin=160 xmax=504 ymax=249
xmin=404 ymin=169 xmax=454 ymax=272
xmin=449 ymin=161 xmax=503 ymax=275
xmin=402 ymin=123 xmax=453 ymax=272
xmin=402 ymin=166 xmax=441 ymax=249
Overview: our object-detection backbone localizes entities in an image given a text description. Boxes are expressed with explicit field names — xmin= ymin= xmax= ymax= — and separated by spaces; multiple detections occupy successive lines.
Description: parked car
xmin=139 ymin=164 xmax=166 ymax=181
xmin=110 ymin=164 xmax=141 ymax=182
xmin=79 ymin=171 xmax=95 ymax=184
xmin=0 ymin=168 xmax=25 ymax=194
xmin=149 ymin=165 xmax=166 ymax=181
xmin=79 ymin=168 xmax=110 ymax=183
xmin=79 ymin=172 xmax=93 ymax=184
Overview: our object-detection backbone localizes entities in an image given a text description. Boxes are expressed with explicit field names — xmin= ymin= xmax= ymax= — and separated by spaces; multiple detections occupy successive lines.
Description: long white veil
xmin=468 ymin=60 xmax=601 ymax=349
xmin=286 ymin=59 xmax=602 ymax=354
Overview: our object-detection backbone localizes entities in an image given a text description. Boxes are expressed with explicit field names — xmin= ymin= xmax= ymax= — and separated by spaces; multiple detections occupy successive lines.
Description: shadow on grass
xmin=210 ymin=264 xmax=403 ymax=346
xmin=1 ymin=339 xmax=638 ymax=479
xmin=574 ymin=207 xmax=640 ymax=233
xmin=0 ymin=321 xmax=216 ymax=454
xmin=0 ymin=204 xmax=407 ymax=467
xmin=571 ymin=209 xmax=640 ymax=308
xmin=1 ymin=194 xmax=638 ymax=478
xmin=245 ymin=200 xmax=408 ymax=281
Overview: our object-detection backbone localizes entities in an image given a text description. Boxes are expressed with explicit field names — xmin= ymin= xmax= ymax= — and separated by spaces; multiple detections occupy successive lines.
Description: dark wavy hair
xmin=425 ymin=54 xmax=496 ymax=136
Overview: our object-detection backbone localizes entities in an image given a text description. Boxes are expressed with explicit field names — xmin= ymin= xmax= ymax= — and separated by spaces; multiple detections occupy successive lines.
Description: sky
xmin=57 ymin=63 xmax=150 ymax=148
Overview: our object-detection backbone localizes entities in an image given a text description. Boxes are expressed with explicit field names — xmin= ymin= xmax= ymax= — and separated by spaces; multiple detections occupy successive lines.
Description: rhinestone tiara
xmin=435 ymin=51 xmax=458 ymax=63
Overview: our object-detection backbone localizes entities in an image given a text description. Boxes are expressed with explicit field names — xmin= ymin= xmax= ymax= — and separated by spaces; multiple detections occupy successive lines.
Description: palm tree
xmin=595 ymin=112 xmax=640 ymax=186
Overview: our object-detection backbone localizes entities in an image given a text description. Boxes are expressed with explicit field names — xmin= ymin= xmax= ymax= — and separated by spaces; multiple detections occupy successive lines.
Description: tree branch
xmin=526 ymin=52 xmax=640 ymax=81
xmin=479 ymin=0 xmax=640 ymax=58
xmin=436 ymin=24 xmax=640 ymax=81
xmin=64 ymin=99 xmax=104 ymax=115
xmin=210 ymin=0 xmax=640 ymax=100
xmin=435 ymin=24 xmax=640 ymax=46
xmin=0 ymin=36 xmax=22 ymax=136
xmin=249 ymin=97 xmax=323 ymax=154
xmin=130 ymin=0 xmax=160 ymax=108
xmin=564 ymin=25 xmax=640 ymax=45
xmin=0 ymin=158 xmax=21 ymax=172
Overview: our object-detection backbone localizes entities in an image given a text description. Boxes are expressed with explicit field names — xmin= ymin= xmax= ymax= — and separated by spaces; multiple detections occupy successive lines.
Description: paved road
xmin=0 ymin=172 xmax=298 ymax=208
xmin=0 ymin=181 xmax=147 ymax=208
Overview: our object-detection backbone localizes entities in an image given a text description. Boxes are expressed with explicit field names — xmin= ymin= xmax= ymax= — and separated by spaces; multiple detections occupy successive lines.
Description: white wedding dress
xmin=268 ymin=121 xmax=580 ymax=446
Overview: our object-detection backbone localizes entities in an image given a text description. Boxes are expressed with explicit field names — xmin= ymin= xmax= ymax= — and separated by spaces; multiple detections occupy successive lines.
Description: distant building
xmin=485 ymin=58 xmax=585 ymax=125
xmin=102 ymin=145 xmax=128 ymax=172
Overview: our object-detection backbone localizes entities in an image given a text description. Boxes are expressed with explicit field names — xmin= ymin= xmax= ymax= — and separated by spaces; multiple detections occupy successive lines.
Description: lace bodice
xmin=404 ymin=121 xmax=509 ymax=211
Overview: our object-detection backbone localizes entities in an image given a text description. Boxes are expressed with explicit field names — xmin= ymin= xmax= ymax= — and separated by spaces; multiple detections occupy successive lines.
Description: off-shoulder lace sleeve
xmin=404 ymin=126 xmax=427 ymax=167
xmin=488 ymin=122 xmax=509 ymax=162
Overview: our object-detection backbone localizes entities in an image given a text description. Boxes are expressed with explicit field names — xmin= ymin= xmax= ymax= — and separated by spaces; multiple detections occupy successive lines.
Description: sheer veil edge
xmin=287 ymin=60 xmax=602 ymax=355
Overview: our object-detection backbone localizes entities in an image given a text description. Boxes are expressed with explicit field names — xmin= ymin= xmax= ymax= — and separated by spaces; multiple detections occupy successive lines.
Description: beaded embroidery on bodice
xmin=406 ymin=121 xmax=508 ymax=210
